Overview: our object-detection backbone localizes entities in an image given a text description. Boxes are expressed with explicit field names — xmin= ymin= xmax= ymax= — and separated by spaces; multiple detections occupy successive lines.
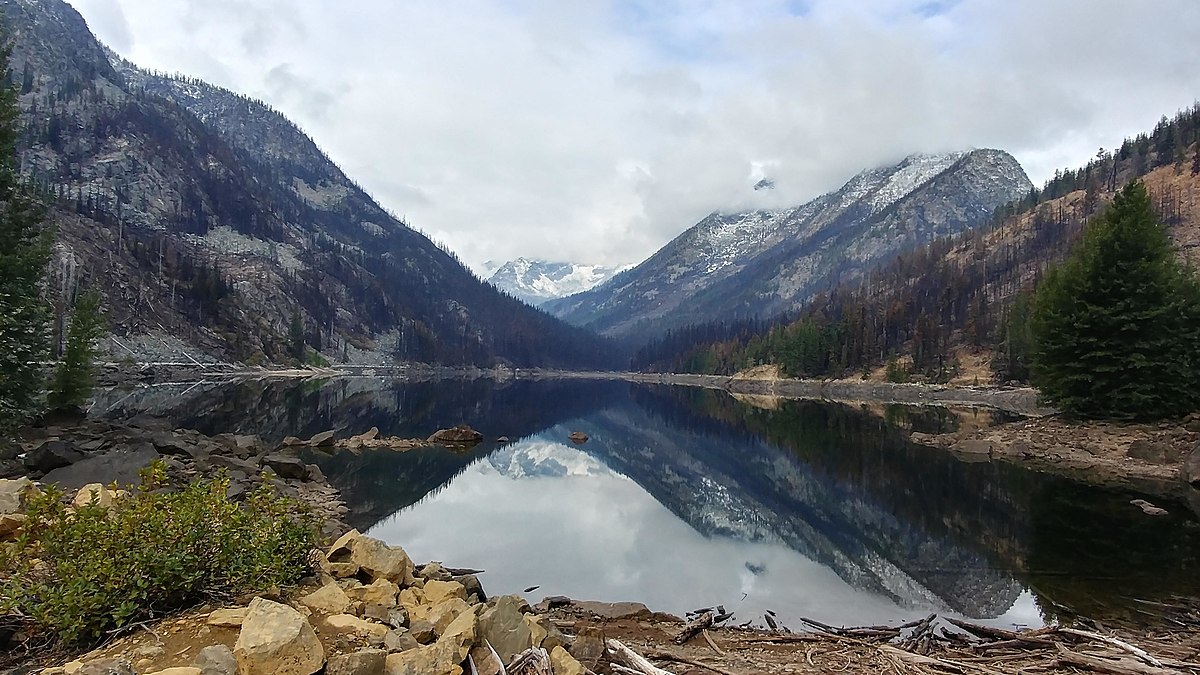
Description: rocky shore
xmin=912 ymin=413 xmax=1200 ymax=512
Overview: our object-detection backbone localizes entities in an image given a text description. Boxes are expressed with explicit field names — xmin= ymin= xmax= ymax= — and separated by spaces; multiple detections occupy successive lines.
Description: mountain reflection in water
xmin=94 ymin=377 xmax=1200 ymax=628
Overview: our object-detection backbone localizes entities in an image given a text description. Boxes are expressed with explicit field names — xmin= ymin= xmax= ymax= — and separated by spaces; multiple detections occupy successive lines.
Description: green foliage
xmin=884 ymin=357 xmax=911 ymax=383
xmin=993 ymin=289 xmax=1035 ymax=383
xmin=0 ymin=42 xmax=52 ymax=429
xmin=1031 ymin=181 xmax=1200 ymax=419
xmin=47 ymin=289 xmax=105 ymax=410
xmin=288 ymin=312 xmax=305 ymax=363
xmin=0 ymin=462 xmax=319 ymax=644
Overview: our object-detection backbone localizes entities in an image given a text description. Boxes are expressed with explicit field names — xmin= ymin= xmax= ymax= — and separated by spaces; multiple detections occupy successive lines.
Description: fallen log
xmin=1058 ymin=627 xmax=1165 ymax=668
xmin=607 ymin=638 xmax=676 ymax=675
xmin=1054 ymin=643 xmax=1176 ymax=675
xmin=944 ymin=618 xmax=1054 ymax=645
xmin=674 ymin=611 xmax=714 ymax=645
xmin=645 ymin=649 xmax=738 ymax=675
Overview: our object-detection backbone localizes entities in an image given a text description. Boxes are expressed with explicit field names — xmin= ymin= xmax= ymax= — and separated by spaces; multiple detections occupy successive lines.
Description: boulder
xmin=573 ymin=600 xmax=652 ymax=620
xmin=1126 ymin=439 xmax=1178 ymax=465
xmin=41 ymin=444 xmax=160 ymax=491
xmin=325 ymin=614 xmax=390 ymax=640
xmin=326 ymin=649 xmax=387 ymax=675
xmin=456 ymin=574 xmax=487 ymax=603
xmin=407 ymin=620 xmax=436 ymax=644
xmin=525 ymin=614 xmax=564 ymax=651
xmin=278 ymin=436 xmax=306 ymax=448
xmin=384 ymin=609 xmax=477 ymax=675
xmin=233 ymin=598 xmax=324 ymax=675
xmin=345 ymin=579 xmax=400 ymax=607
xmin=477 ymin=596 xmax=532 ymax=664
xmin=327 ymin=532 xmax=413 ymax=585
xmin=422 ymin=580 xmax=466 ymax=606
xmin=417 ymin=562 xmax=453 ymax=582
xmin=23 ymin=439 xmax=85 ymax=473
xmin=568 ymin=431 xmax=589 ymax=444
xmin=0 ymin=513 xmax=25 ymax=537
xmin=383 ymin=628 xmax=420 ymax=653
xmin=261 ymin=454 xmax=309 ymax=480
xmin=299 ymin=582 xmax=352 ymax=615
xmin=206 ymin=607 xmax=248 ymax=627
xmin=427 ymin=598 xmax=471 ymax=635
xmin=72 ymin=483 xmax=118 ymax=509
xmin=0 ymin=477 xmax=33 ymax=514
xmin=549 ymin=646 xmax=585 ymax=675
xmin=193 ymin=645 xmax=237 ymax=675
xmin=1185 ymin=442 xmax=1200 ymax=489
xmin=364 ymin=603 xmax=409 ymax=629
xmin=568 ymin=626 xmax=606 ymax=670
xmin=427 ymin=425 xmax=483 ymax=445
xmin=144 ymin=669 xmax=202 ymax=675
xmin=308 ymin=431 xmax=336 ymax=447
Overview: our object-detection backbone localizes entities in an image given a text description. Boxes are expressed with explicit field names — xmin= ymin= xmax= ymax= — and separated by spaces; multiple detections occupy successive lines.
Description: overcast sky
xmin=64 ymin=0 xmax=1200 ymax=272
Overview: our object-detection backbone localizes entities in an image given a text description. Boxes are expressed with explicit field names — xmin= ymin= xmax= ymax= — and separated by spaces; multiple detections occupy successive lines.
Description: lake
xmin=92 ymin=376 xmax=1200 ymax=631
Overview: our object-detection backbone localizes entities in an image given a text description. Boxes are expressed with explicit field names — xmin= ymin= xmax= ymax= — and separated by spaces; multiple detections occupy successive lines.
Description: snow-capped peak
xmin=487 ymin=258 xmax=631 ymax=307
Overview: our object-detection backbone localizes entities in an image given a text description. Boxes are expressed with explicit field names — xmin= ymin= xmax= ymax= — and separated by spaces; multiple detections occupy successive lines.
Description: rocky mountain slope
xmin=5 ymin=0 xmax=617 ymax=368
xmin=546 ymin=151 xmax=1031 ymax=343
xmin=485 ymin=258 xmax=628 ymax=307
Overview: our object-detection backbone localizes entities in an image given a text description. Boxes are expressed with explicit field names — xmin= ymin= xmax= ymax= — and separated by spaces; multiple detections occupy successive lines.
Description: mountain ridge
xmin=5 ymin=0 xmax=619 ymax=368
xmin=546 ymin=150 xmax=1032 ymax=343
xmin=486 ymin=257 xmax=629 ymax=307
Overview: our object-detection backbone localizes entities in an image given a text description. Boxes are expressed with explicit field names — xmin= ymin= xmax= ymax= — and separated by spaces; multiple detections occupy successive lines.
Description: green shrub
xmin=884 ymin=357 xmax=911 ymax=383
xmin=0 ymin=462 xmax=319 ymax=644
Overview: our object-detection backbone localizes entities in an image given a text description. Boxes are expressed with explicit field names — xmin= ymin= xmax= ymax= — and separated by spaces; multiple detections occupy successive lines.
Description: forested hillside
xmin=6 ymin=0 xmax=619 ymax=368
xmin=633 ymin=105 xmax=1200 ymax=382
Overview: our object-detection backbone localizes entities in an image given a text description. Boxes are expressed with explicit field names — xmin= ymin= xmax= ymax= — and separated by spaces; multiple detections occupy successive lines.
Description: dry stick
xmin=944 ymin=618 xmax=1055 ymax=646
xmin=674 ymin=611 xmax=715 ymax=645
xmin=702 ymin=629 xmax=726 ymax=656
xmin=606 ymin=639 xmax=677 ymax=675
xmin=1058 ymin=627 xmax=1165 ymax=669
xmin=1053 ymin=643 xmax=1176 ymax=675
xmin=880 ymin=645 xmax=965 ymax=673
xmin=645 ymin=649 xmax=739 ymax=675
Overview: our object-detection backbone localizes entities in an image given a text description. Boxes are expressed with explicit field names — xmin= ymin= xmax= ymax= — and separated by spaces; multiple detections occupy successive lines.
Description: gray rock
xmin=363 ymin=603 xmax=408 ymax=629
xmin=1184 ymin=442 xmax=1200 ymax=489
xmin=1126 ymin=439 xmax=1179 ymax=465
xmin=308 ymin=431 xmax=336 ymax=447
xmin=193 ymin=645 xmax=237 ymax=675
xmin=262 ymin=454 xmax=309 ymax=480
xmin=568 ymin=626 xmax=607 ymax=670
xmin=407 ymin=620 xmax=436 ymax=644
xmin=41 ymin=444 xmax=160 ymax=491
xmin=455 ymin=574 xmax=487 ymax=603
xmin=23 ymin=440 xmax=85 ymax=473
xmin=427 ymin=425 xmax=483 ymax=445
xmin=325 ymin=648 xmax=386 ymax=675
xmin=383 ymin=628 xmax=419 ymax=653
xmin=477 ymin=595 xmax=533 ymax=664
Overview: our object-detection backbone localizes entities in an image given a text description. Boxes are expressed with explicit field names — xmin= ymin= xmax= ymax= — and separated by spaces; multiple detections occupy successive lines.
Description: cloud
xmin=64 ymin=0 xmax=1200 ymax=272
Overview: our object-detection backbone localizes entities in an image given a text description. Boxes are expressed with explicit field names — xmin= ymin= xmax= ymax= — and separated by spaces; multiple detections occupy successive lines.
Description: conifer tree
xmin=1031 ymin=181 xmax=1200 ymax=419
xmin=47 ymin=289 xmax=104 ymax=410
xmin=0 ymin=40 xmax=51 ymax=428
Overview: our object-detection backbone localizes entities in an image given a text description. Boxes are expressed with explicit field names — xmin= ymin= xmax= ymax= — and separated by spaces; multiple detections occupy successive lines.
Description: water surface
xmin=94 ymin=377 xmax=1200 ymax=629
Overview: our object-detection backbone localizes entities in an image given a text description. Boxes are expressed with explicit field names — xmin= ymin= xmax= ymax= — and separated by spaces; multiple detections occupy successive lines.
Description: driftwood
xmin=508 ymin=647 xmax=553 ymax=675
xmin=701 ymin=629 xmax=726 ymax=656
xmin=606 ymin=638 xmax=677 ymax=675
xmin=944 ymin=618 xmax=1054 ymax=646
xmin=645 ymin=648 xmax=739 ymax=675
xmin=673 ymin=611 xmax=714 ymax=645
xmin=1059 ymin=627 xmax=1166 ymax=668
xmin=1054 ymin=643 xmax=1176 ymax=675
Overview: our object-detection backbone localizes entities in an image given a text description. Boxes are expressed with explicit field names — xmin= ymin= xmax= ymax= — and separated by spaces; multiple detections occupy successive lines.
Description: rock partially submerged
xmin=427 ymin=425 xmax=484 ymax=446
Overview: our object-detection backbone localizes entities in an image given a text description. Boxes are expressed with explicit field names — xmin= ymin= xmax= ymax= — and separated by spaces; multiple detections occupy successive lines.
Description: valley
xmin=2 ymin=1 xmax=1200 ymax=674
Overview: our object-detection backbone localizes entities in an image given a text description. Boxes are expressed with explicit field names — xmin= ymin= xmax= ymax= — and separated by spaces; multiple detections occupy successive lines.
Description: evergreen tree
xmin=0 ymin=40 xmax=52 ymax=429
xmin=1031 ymin=181 xmax=1200 ymax=419
xmin=47 ymin=289 xmax=104 ymax=410
xmin=288 ymin=313 xmax=306 ymax=362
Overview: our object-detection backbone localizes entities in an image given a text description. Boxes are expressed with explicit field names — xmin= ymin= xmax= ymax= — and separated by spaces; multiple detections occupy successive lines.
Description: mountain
xmin=4 ymin=0 xmax=618 ymax=369
xmin=635 ymin=105 xmax=1200 ymax=381
xmin=546 ymin=151 xmax=1032 ymax=343
xmin=486 ymin=258 xmax=628 ymax=307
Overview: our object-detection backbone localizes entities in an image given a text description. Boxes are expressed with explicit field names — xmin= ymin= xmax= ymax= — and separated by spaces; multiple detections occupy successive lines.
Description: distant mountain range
xmin=4 ymin=0 xmax=618 ymax=368
xmin=545 ymin=151 xmax=1032 ymax=343
xmin=485 ymin=258 xmax=629 ymax=307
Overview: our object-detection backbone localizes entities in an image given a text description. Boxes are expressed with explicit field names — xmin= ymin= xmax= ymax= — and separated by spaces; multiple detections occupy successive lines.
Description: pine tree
xmin=0 ymin=40 xmax=52 ymax=429
xmin=288 ymin=313 xmax=306 ymax=363
xmin=47 ymin=289 xmax=104 ymax=410
xmin=1031 ymin=181 xmax=1200 ymax=419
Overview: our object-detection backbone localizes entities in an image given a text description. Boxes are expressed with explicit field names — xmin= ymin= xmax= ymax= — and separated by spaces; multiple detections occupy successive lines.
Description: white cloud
xmin=65 ymin=0 xmax=1200 ymax=272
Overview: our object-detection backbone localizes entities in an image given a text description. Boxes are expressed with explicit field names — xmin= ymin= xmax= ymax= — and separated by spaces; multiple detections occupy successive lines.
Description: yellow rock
xmin=145 ymin=669 xmax=202 ymax=675
xmin=206 ymin=607 xmax=248 ymax=627
xmin=427 ymin=598 xmax=471 ymax=635
xmin=325 ymin=613 xmax=390 ymax=640
xmin=299 ymin=583 xmax=351 ymax=615
xmin=550 ymin=646 xmax=585 ymax=675
xmin=345 ymin=579 xmax=399 ymax=607
xmin=72 ymin=483 xmax=116 ymax=509
xmin=421 ymin=580 xmax=466 ymax=605
xmin=397 ymin=587 xmax=429 ymax=622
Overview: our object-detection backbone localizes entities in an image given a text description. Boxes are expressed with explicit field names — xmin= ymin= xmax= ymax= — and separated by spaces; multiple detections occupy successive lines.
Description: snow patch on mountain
xmin=488 ymin=438 xmax=611 ymax=479
xmin=487 ymin=257 xmax=630 ymax=306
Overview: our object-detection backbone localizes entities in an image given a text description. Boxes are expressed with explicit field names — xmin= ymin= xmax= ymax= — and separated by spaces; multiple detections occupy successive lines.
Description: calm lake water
xmin=93 ymin=377 xmax=1200 ymax=630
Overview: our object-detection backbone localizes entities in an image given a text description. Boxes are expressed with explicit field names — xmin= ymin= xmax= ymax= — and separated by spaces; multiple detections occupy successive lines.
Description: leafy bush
xmin=0 ymin=462 xmax=319 ymax=644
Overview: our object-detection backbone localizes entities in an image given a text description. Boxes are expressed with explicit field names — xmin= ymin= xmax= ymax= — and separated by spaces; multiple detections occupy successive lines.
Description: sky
xmin=64 ymin=0 xmax=1200 ymax=273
